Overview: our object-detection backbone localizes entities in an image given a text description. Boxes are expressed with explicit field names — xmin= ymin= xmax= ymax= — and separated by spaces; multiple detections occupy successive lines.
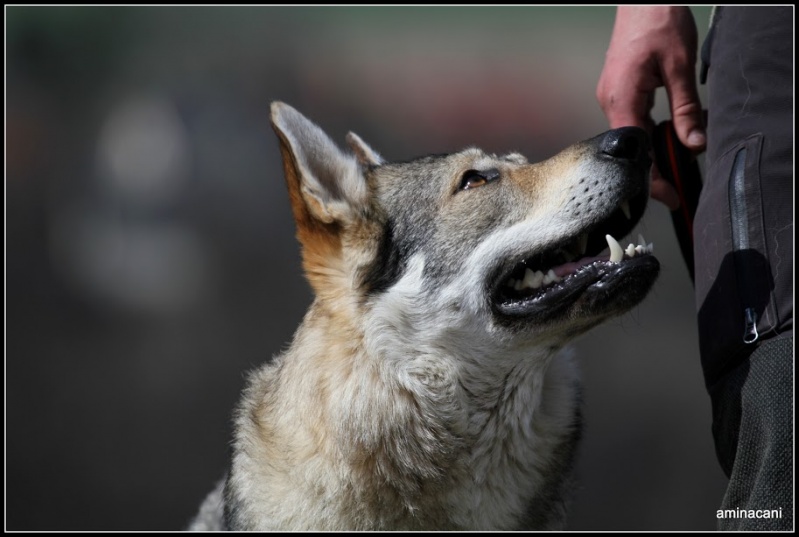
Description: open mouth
xmin=502 ymin=232 xmax=653 ymax=294
xmin=492 ymin=194 xmax=660 ymax=323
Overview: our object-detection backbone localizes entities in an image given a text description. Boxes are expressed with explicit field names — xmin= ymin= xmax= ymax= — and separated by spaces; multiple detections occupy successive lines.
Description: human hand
xmin=596 ymin=6 xmax=705 ymax=210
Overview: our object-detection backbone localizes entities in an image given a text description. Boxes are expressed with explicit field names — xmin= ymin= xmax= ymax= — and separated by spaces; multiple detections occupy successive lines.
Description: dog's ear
xmin=346 ymin=131 xmax=384 ymax=167
xmin=271 ymin=102 xmax=368 ymax=226
xmin=270 ymin=102 xmax=372 ymax=291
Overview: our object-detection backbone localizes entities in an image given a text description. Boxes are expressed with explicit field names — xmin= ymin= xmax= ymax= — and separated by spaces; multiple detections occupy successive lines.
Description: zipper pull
xmin=743 ymin=308 xmax=759 ymax=344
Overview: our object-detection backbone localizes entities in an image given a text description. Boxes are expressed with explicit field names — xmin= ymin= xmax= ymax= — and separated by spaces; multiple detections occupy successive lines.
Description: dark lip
xmin=493 ymin=255 xmax=659 ymax=323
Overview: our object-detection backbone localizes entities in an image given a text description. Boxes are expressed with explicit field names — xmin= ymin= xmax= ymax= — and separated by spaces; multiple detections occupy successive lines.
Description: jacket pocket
xmin=695 ymin=134 xmax=774 ymax=387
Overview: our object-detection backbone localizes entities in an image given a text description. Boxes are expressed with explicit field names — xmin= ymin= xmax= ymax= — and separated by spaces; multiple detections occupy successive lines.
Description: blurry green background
xmin=7 ymin=6 xmax=726 ymax=530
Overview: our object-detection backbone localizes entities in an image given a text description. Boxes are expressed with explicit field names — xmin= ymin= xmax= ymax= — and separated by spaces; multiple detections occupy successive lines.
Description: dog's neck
xmin=227 ymin=292 xmax=580 ymax=530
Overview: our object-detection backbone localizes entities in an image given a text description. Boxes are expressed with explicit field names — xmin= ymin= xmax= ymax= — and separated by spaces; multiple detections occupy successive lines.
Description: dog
xmin=189 ymin=102 xmax=659 ymax=530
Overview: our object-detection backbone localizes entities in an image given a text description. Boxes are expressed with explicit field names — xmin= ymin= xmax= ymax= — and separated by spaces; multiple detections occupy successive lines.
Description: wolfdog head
xmin=270 ymin=102 xmax=659 ymax=354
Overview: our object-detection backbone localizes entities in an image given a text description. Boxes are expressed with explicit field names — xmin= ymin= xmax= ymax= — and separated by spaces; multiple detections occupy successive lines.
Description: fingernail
xmin=688 ymin=129 xmax=706 ymax=147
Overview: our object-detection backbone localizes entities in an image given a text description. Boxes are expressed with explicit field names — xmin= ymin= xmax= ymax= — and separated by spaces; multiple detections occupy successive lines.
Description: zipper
xmin=728 ymin=147 xmax=759 ymax=344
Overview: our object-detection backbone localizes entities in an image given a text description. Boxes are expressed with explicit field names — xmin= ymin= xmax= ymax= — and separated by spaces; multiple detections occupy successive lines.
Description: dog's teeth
xmin=521 ymin=268 xmax=536 ymax=289
xmin=620 ymin=200 xmax=632 ymax=220
xmin=631 ymin=237 xmax=654 ymax=255
xmin=508 ymin=266 xmax=560 ymax=293
xmin=606 ymin=234 xmax=623 ymax=263
xmin=543 ymin=269 xmax=560 ymax=285
xmin=578 ymin=233 xmax=589 ymax=255
xmin=625 ymin=243 xmax=636 ymax=257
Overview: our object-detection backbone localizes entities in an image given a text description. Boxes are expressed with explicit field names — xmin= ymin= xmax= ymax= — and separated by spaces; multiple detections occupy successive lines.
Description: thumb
xmin=663 ymin=68 xmax=706 ymax=152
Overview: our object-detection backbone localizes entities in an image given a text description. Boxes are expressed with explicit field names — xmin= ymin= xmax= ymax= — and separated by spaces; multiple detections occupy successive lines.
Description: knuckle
xmin=671 ymin=99 xmax=702 ymax=119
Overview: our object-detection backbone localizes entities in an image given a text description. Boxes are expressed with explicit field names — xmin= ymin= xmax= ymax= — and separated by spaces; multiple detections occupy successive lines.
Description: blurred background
xmin=6 ymin=6 xmax=727 ymax=531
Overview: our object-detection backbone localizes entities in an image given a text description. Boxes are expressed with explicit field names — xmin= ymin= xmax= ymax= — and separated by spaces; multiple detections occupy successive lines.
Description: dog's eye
xmin=459 ymin=168 xmax=500 ymax=191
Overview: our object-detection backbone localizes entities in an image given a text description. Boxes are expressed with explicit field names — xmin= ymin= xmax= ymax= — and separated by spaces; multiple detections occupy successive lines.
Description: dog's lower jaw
xmin=224 ymin=315 xmax=582 ymax=531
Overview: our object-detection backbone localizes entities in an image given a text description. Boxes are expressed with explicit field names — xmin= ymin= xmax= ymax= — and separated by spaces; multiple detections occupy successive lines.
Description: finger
xmin=599 ymin=87 xmax=656 ymax=132
xmin=661 ymin=57 xmax=706 ymax=152
xmin=668 ymin=86 xmax=706 ymax=152
xmin=597 ymin=63 xmax=661 ymax=132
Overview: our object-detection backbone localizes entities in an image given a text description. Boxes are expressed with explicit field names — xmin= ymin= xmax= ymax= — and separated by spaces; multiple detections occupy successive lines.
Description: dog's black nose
xmin=600 ymin=127 xmax=649 ymax=161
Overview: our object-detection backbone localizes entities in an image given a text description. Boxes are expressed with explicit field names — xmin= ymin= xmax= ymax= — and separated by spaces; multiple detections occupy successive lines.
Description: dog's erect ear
xmin=270 ymin=102 xmax=368 ymax=226
xmin=346 ymin=131 xmax=385 ymax=167
xmin=270 ymin=102 xmax=374 ymax=291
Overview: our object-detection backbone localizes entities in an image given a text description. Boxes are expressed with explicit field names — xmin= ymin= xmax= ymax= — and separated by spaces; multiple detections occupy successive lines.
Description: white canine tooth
xmin=606 ymin=234 xmax=623 ymax=263
xmin=533 ymin=270 xmax=545 ymax=288
xmin=626 ymin=243 xmax=636 ymax=257
xmin=638 ymin=233 xmax=647 ymax=248
xmin=647 ymin=242 xmax=654 ymax=253
xmin=635 ymin=245 xmax=646 ymax=255
xmin=620 ymin=200 xmax=632 ymax=220
xmin=578 ymin=233 xmax=589 ymax=255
